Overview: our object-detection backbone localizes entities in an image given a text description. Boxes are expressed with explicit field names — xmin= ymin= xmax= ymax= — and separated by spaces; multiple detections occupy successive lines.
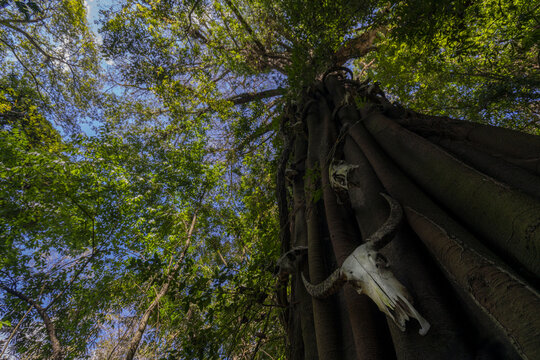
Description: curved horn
xmin=302 ymin=268 xmax=347 ymax=298
xmin=367 ymin=193 xmax=403 ymax=250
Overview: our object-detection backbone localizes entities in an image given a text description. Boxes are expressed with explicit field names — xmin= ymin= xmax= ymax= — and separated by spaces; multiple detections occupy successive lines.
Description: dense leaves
xmin=362 ymin=0 xmax=540 ymax=131
xmin=0 ymin=0 xmax=101 ymax=131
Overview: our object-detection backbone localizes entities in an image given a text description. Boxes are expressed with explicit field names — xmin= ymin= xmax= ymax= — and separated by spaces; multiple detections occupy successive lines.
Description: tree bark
xmin=304 ymin=96 xmax=345 ymax=360
xmin=290 ymin=122 xmax=319 ymax=360
xmin=318 ymin=92 xmax=396 ymax=360
xmin=393 ymin=114 xmax=540 ymax=162
xmin=278 ymin=73 xmax=540 ymax=359
xmin=228 ymin=88 xmax=285 ymax=105
xmin=432 ymin=137 xmax=540 ymax=200
xmin=364 ymin=113 xmax=540 ymax=278
xmin=342 ymin=137 xmax=472 ymax=360
xmin=345 ymin=119 xmax=527 ymax=359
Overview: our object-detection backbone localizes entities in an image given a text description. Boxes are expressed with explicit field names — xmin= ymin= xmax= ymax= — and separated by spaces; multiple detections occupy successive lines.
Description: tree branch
xmin=0 ymin=37 xmax=46 ymax=101
xmin=223 ymin=0 xmax=266 ymax=53
xmin=0 ymin=22 xmax=60 ymax=62
xmin=0 ymin=283 xmax=63 ymax=360
xmin=0 ymin=18 xmax=46 ymax=25
xmin=0 ymin=304 xmax=34 ymax=358
xmin=45 ymin=250 xmax=99 ymax=311
xmin=227 ymin=88 xmax=285 ymax=105
xmin=333 ymin=29 xmax=382 ymax=66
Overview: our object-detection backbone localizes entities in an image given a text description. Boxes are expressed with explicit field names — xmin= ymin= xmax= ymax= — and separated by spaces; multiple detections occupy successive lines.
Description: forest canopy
xmin=0 ymin=0 xmax=538 ymax=359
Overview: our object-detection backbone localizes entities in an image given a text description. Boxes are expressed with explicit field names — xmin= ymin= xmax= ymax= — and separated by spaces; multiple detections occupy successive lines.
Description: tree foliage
xmin=362 ymin=0 xmax=539 ymax=131
xmin=0 ymin=0 xmax=101 ymax=131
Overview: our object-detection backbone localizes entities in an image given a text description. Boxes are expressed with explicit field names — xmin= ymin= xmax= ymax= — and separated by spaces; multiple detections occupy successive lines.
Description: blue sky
xmin=84 ymin=0 xmax=103 ymax=33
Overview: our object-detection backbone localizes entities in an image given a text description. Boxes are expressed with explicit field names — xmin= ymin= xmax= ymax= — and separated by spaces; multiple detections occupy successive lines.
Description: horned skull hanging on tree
xmin=302 ymin=193 xmax=430 ymax=335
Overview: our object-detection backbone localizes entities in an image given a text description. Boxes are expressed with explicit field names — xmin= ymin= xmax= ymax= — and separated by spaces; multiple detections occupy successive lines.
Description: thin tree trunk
xmin=125 ymin=281 xmax=172 ymax=360
xmin=125 ymin=213 xmax=197 ymax=360
xmin=0 ymin=304 xmax=34 ymax=358
xmin=0 ymin=284 xmax=63 ymax=360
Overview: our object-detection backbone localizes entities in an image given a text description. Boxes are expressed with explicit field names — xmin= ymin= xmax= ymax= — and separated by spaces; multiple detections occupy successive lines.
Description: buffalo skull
xmin=302 ymin=193 xmax=430 ymax=335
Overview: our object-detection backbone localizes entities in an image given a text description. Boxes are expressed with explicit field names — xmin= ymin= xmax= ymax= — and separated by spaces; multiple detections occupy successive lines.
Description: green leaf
xmin=14 ymin=1 xmax=30 ymax=19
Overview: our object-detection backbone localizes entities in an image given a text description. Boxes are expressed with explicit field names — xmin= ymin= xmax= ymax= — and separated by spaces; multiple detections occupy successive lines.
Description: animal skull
xmin=329 ymin=160 xmax=359 ymax=191
xmin=302 ymin=193 xmax=430 ymax=335
xmin=276 ymin=246 xmax=308 ymax=277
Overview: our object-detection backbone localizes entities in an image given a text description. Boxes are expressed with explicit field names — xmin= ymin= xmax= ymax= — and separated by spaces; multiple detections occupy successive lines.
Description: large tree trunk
xmin=279 ymin=73 xmax=540 ymax=360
